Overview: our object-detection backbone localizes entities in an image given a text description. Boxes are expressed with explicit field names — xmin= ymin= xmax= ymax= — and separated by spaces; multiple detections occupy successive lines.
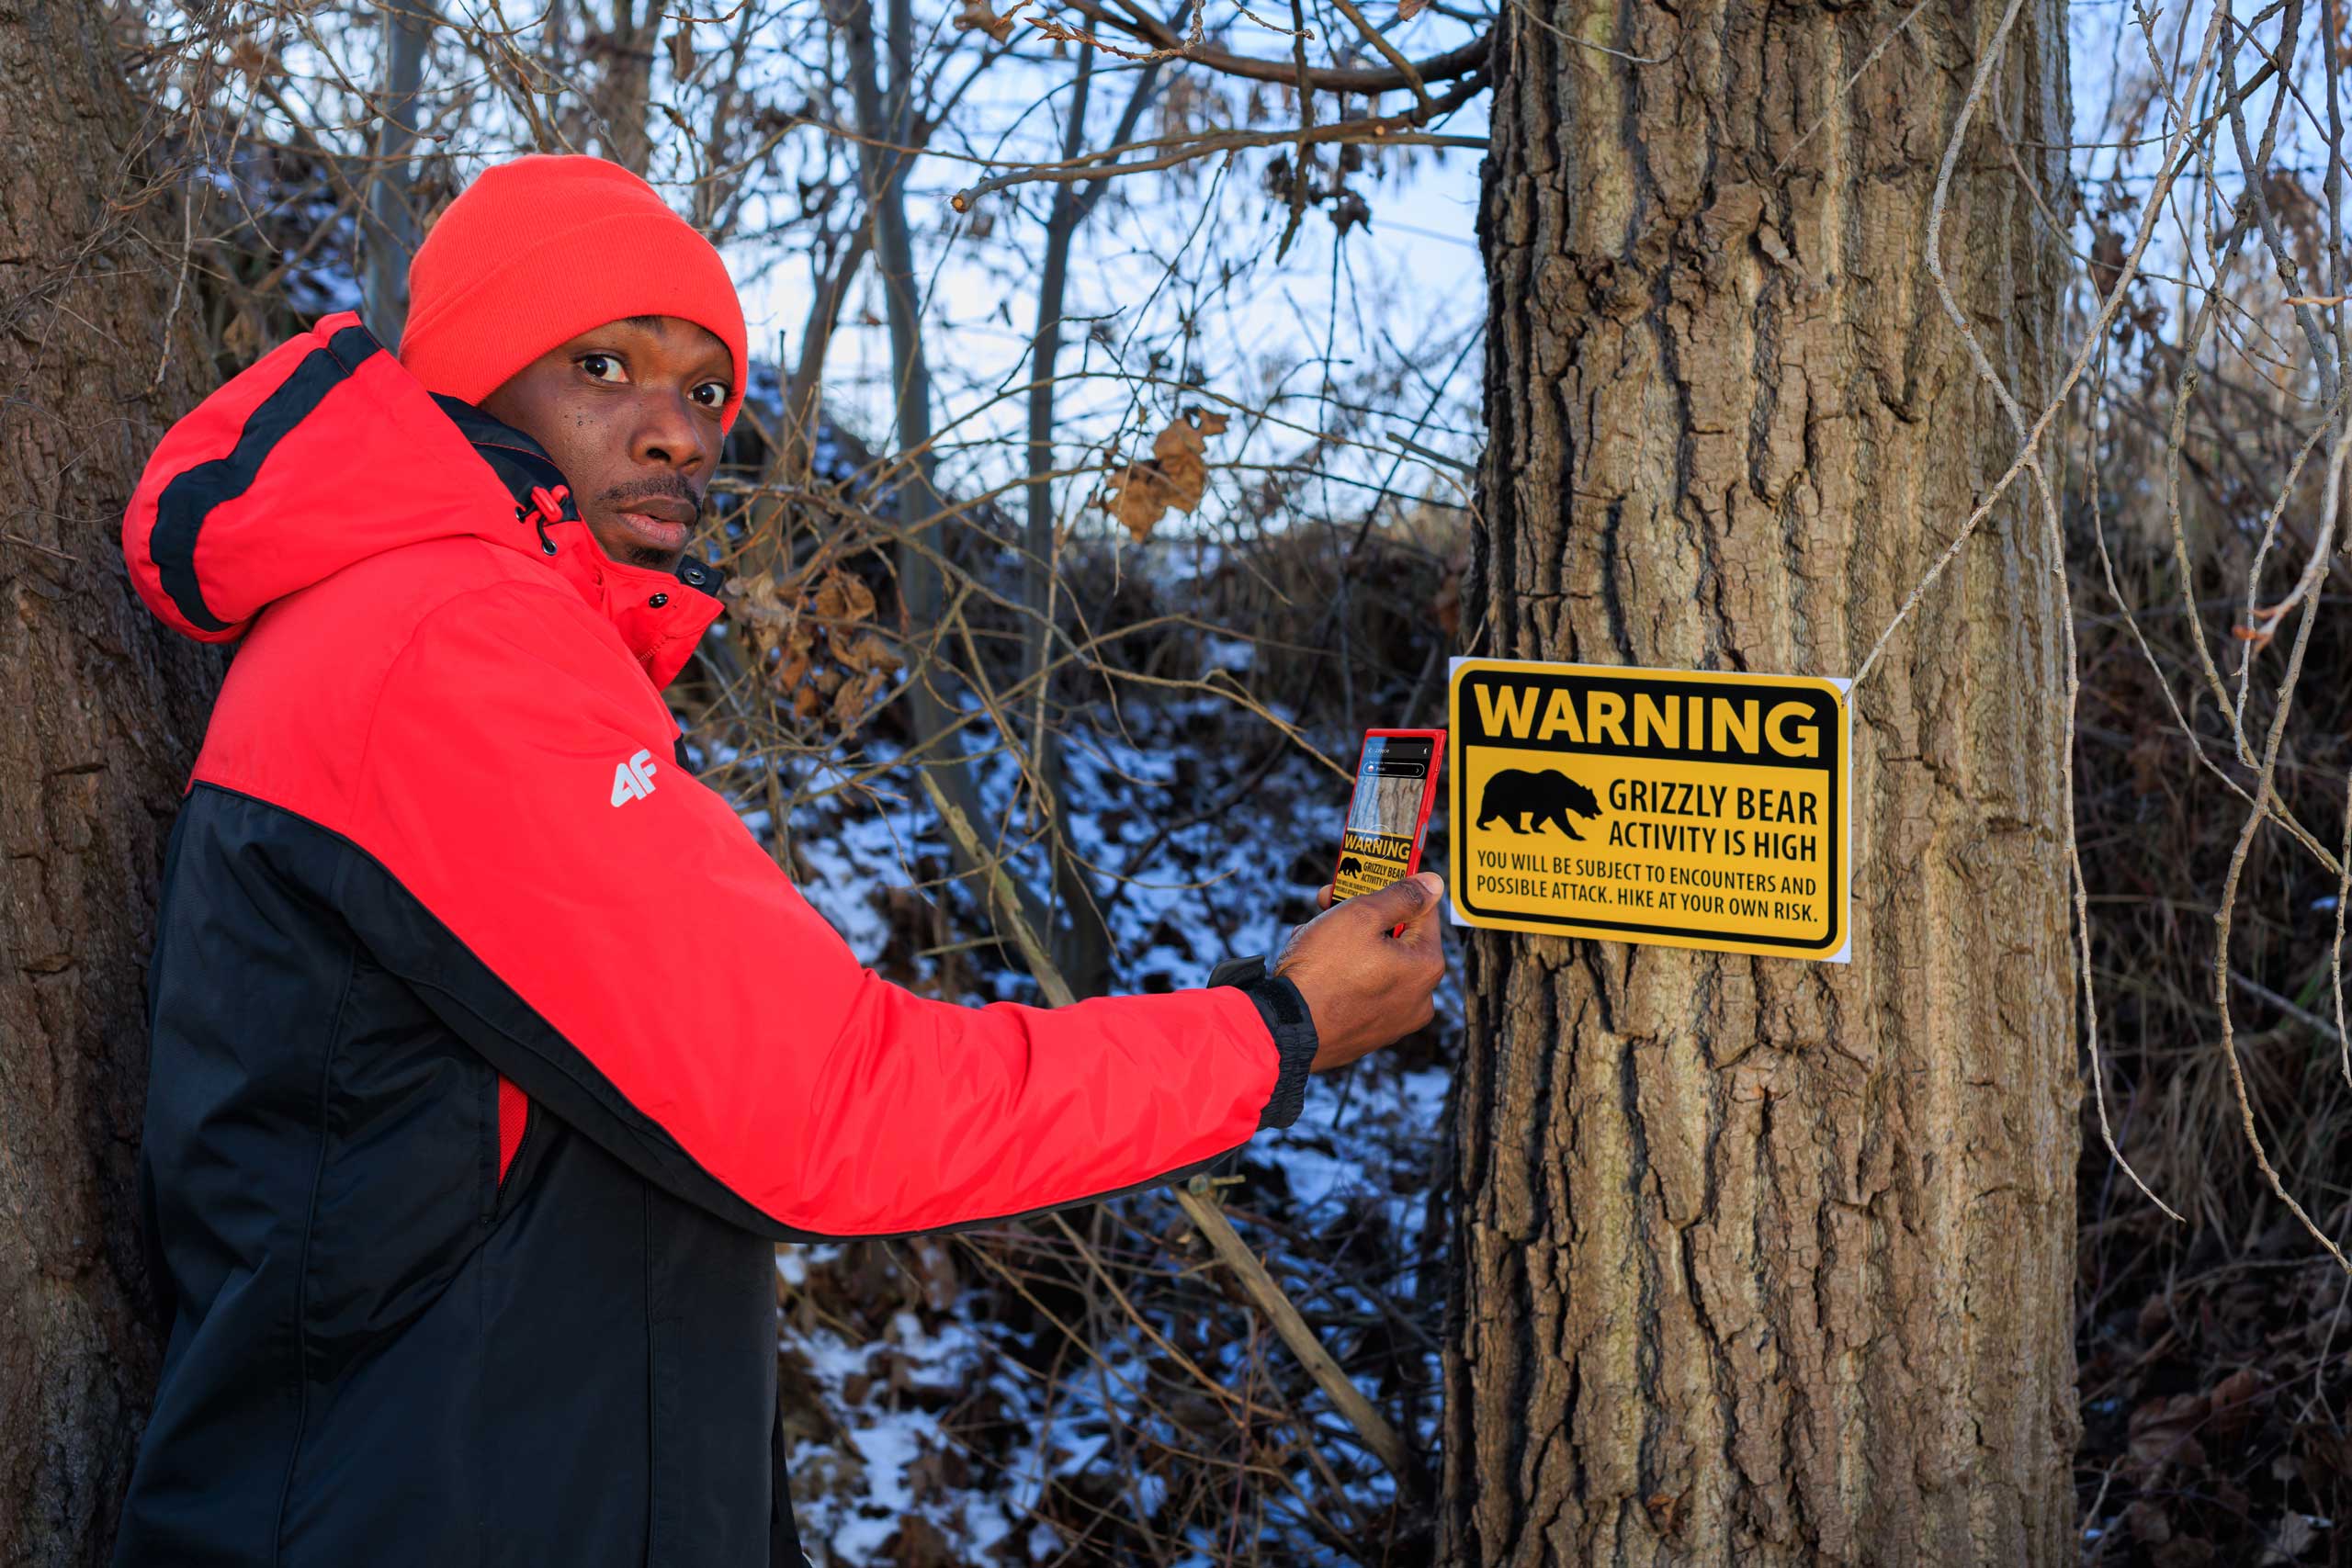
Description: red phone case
xmin=1331 ymin=728 xmax=1447 ymax=931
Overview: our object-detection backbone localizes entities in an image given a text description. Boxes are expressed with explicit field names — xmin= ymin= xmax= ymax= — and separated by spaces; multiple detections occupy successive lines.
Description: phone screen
xmin=1331 ymin=729 xmax=1445 ymax=903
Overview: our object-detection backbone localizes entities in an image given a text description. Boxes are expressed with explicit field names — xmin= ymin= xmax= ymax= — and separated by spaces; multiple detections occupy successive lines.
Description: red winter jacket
xmin=111 ymin=312 xmax=1317 ymax=1567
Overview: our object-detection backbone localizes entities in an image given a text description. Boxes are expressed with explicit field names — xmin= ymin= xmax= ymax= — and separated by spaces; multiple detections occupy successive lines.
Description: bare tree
xmin=360 ymin=0 xmax=435 ymax=346
xmin=832 ymin=0 xmax=1083 ymax=966
xmin=1014 ymin=42 xmax=1173 ymax=993
xmin=590 ymin=0 xmax=660 ymax=173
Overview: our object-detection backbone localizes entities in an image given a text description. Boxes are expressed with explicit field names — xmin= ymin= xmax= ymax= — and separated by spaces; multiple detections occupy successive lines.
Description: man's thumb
xmin=1357 ymin=871 xmax=1441 ymax=926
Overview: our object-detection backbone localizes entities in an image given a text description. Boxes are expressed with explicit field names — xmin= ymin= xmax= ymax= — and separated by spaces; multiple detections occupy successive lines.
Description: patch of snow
xmin=706 ymin=668 xmax=1458 ymax=1561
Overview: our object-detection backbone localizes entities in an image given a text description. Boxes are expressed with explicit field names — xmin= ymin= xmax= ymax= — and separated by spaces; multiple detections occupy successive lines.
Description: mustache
xmin=599 ymin=479 xmax=704 ymax=523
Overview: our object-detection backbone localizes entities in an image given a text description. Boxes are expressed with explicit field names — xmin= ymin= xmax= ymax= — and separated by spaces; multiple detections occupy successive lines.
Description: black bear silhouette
xmin=1337 ymin=855 xmax=1365 ymax=878
xmin=1476 ymin=768 xmax=1602 ymax=840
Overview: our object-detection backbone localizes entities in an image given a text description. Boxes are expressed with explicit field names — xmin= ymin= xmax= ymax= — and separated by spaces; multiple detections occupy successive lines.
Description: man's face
xmin=479 ymin=315 xmax=733 ymax=571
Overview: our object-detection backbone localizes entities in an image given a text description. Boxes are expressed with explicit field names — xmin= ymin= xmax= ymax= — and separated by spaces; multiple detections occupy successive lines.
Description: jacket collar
xmin=124 ymin=311 xmax=726 ymax=692
xmin=431 ymin=396 xmax=727 ymax=691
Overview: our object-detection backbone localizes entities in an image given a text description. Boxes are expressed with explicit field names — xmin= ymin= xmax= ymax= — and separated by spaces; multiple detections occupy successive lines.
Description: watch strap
xmin=1210 ymin=957 xmax=1317 ymax=1130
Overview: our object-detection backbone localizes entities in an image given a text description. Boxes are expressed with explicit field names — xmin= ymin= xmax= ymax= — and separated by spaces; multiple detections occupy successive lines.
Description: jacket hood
xmin=122 ymin=311 xmax=725 ymax=689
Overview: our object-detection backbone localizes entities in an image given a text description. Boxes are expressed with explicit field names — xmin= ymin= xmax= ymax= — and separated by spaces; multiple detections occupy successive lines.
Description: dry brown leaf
xmin=832 ymin=669 xmax=887 ymax=730
xmin=775 ymin=647 xmax=813 ymax=692
xmin=742 ymin=568 xmax=901 ymax=729
xmin=835 ymin=632 xmax=899 ymax=673
xmin=2088 ymin=222 xmax=2126 ymax=298
xmin=729 ymin=573 xmax=794 ymax=634
xmin=731 ymin=575 xmax=794 ymax=665
xmin=227 ymin=30 xmax=273 ymax=80
xmin=2122 ymin=1500 xmax=2173 ymax=1545
xmin=877 ymin=1514 xmax=955 ymax=1567
xmin=2274 ymin=1514 xmax=2322 ymax=1559
xmin=1397 ymin=0 xmax=1428 ymax=17
xmin=810 ymin=570 xmax=876 ymax=625
xmin=1102 ymin=409 xmax=1225 ymax=541
xmin=224 ymin=310 xmax=262 ymax=362
xmin=2126 ymin=1393 xmax=2211 ymax=1482
xmin=1151 ymin=417 xmax=1208 ymax=510
xmin=2206 ymin=1367 xmax=2264 ymax=1438
xmin=905 ymin=1235 xmax=959 ymax=1313
xmin=1102 ymin=468 xmax=1170 ymax=541
xmin=952 ymin=0 xmax=1023 ymax=40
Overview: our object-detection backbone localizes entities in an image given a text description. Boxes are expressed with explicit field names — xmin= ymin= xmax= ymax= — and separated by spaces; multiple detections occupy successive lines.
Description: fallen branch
xmin=919 ymin=770 xmax=1419 ymax=1488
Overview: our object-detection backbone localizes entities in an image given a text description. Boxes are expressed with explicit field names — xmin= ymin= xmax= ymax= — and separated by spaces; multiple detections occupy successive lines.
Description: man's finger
xmin=1353 ymin=870 xmax=1439 ymax=928
xmin=1394 ymin=873 xmax=1447 ymax=942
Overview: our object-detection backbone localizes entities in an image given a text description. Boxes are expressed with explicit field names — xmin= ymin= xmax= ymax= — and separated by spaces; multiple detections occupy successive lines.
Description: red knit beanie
xmin=399 ymin=154 xmax=749 ymax=431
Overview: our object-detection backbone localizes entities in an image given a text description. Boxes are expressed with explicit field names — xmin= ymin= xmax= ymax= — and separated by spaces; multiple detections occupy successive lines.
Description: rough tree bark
xmin=0 ymin=3 xmax=218 ymax=1562
xmin=591 ymin=0 xmax=657 ymax=175
xmin=1444 ymin=0 xmax=2078 ymax=1562
xmin=360 ymin=0 xmax=435 ymax=349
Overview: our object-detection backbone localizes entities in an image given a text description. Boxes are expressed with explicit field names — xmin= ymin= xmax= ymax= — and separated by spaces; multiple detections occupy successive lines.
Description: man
xmin=113 ymin=154 xmax=1446 ymax=1565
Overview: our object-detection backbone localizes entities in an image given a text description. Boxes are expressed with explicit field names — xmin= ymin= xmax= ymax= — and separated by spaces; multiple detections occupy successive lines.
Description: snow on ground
xmin=708 ymin=649 xmax=1461 ymax=1565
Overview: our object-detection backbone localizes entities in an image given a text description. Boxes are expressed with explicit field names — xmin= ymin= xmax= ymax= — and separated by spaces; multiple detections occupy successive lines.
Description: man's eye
xmin=691 ymin=381 xmax=729 ymax=410
xmin=579 ymin=354 xmax=628 ymax=382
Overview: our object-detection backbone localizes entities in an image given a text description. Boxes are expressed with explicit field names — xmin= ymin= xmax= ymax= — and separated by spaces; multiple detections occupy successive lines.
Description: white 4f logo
xmin=611 ymin=748 xmax=659 ymax=807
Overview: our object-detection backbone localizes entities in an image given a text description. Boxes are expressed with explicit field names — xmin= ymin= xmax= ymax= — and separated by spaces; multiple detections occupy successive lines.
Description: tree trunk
xmin=1021 ymin=42 xmax=1170 ymax=1000
xmin=360 ymin=0 xmax=435 ymax=350
xmin=1445 ymin=0 xmax=2078 ymax=1562
xmin=593 ymin=0 xmax=657 ymax=175
xmin=0 ymin=4 xmax=219 ymax=1562
xmin=838 ymin=0 xmax=1066 ymax=969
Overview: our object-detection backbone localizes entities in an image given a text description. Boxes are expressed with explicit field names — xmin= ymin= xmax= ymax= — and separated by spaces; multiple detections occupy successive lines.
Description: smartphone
xmin=1330 ymin=729 xmax=1446 ymax=917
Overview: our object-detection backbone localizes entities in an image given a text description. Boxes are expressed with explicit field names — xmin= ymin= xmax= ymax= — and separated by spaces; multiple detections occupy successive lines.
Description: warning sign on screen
xmin=1446 ymin=658 xmax=1850 ymax=960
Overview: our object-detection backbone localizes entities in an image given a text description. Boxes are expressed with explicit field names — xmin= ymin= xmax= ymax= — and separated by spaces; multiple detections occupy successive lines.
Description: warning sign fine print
xmin=1446 ymin=658 xmax=1850 ymax=961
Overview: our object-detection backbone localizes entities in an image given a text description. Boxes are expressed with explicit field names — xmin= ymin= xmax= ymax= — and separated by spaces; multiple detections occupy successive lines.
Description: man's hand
xmin=1272 ymin=872 xmax=1449 ymax=1071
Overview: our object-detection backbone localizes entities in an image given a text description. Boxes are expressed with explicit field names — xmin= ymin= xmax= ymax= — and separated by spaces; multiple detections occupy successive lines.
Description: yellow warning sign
xmin=1446 ymin=658 xmax=1850 ymax=960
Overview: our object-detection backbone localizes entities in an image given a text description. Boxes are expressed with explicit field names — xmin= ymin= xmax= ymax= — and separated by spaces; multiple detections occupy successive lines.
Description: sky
xmin=708 ymin=0 xmax=2338 ymax=551
xmin=712 ymin=6 xmax=1495 ymax=541
xmin=253 ymin=0 xmax=2339 ymax=554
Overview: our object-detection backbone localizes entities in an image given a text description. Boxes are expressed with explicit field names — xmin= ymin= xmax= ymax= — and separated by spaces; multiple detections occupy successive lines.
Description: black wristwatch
xmin=1208 ymin=954 xmax=1318 ymax=1130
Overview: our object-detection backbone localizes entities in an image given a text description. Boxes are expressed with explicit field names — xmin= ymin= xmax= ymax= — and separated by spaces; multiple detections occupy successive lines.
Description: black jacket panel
xmin=118 ymin=785 xmax=789 ymax=1568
